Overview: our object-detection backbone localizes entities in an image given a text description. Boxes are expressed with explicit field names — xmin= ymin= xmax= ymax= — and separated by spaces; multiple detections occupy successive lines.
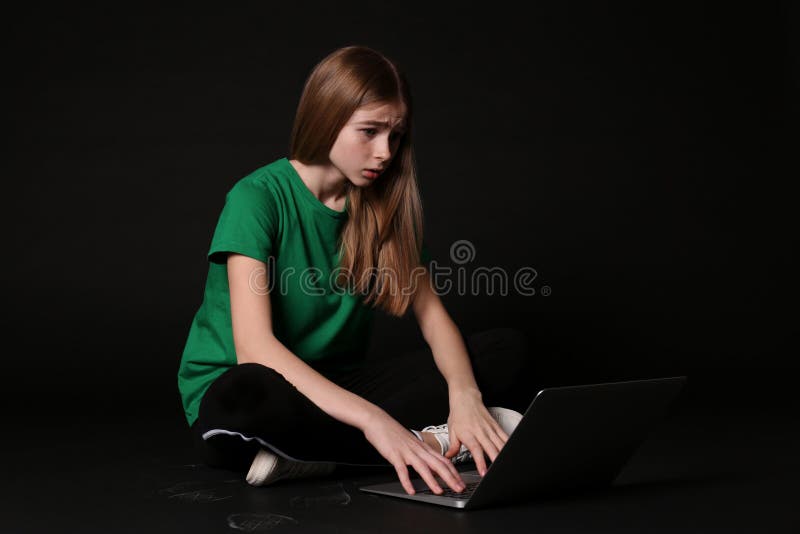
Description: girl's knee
xmin=215 ymin=363 xmax=293 ymax=412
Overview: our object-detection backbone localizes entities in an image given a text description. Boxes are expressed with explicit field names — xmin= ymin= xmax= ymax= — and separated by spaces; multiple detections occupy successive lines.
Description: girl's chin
xmin=349 ymin=175 xmax=375 ymax=186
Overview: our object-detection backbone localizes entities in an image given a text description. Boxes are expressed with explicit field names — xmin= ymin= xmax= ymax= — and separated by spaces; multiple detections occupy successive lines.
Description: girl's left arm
xmin=412 ymin=268 xmax=480 ymax=395
xmin=412 ymin=268 xmax=510 ymax=475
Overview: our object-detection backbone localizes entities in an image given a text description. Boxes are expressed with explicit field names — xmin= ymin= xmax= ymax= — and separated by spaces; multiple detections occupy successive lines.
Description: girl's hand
xmin=445 ymin=389 xmax=510 ymax=476
xmin=362 ymin=409 xmax=466 ymax=496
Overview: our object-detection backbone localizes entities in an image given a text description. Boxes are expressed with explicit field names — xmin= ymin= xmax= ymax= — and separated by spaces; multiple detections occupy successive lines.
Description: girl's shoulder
xmin=226 ymin=158 xmax=290 ymax=200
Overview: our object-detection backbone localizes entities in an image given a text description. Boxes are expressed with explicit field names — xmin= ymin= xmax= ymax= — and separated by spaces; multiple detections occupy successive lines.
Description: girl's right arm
xmin=226 ymin=253 xmax=466 ymax=495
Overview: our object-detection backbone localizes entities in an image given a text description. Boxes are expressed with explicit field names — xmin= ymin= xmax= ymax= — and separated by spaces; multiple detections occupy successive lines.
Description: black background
xmin=4 ymin=2 xmax=797 ymax=423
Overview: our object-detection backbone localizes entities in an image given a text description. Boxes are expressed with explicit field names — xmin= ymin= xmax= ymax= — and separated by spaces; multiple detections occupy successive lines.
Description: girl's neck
xmin=289 ymin=159 xmax=348 ymax=209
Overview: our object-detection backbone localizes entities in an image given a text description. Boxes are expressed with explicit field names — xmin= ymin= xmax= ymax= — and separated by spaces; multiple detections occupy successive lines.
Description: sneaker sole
xmin=247 ymin=449 xmax=337 ymax=487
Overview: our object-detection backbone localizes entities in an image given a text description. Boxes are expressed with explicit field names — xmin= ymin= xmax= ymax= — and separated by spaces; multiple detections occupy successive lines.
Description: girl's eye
xmin=361 ymin=128 xmax=403 ymax=141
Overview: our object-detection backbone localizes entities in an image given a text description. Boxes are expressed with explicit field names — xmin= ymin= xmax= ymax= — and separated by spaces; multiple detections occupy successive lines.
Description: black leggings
xmin=190 ymin=327 xmax=533 ymax=471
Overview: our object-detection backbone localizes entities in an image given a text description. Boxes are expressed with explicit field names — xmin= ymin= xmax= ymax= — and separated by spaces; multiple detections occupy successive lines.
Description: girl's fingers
xmin=409 ymin=457 xmax=443 ymax=494
xmin=463 ymin=427 xmax=498 ymax=466
xmin=493 ymin=420 xmax=510 ymax=443
xmin=416 ymin=435 xmax=464 ymax=487
xmin=462 ymin=438 xmax=488 ymax=475
xmin=390 ymin=433 xmax=467 ymax=495
xmin=484 ymin=429 xmax=504 ymax=461
xmin=410 ymin=440 xmax=467 ymax=494
xmin=439 ymin=452 xmax=464 ymax=483
xmin=393 ymin=461 xmax=415 ymax=495
xmin=477 ymin=429 xmax=501 ymax=463
xmin=424 ymin=449 xmax=465 ymax=491
xmin=482 ymin=414 xmax=510 ymax=459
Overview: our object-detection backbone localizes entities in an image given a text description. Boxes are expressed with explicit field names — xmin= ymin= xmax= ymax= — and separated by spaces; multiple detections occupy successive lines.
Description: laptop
xmin=359 ymin=376 xmax=687 ymax=509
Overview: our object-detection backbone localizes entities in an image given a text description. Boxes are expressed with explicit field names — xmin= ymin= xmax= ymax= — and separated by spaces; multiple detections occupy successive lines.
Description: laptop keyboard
xmin=416 ymin=479 xmax=481 ymax=498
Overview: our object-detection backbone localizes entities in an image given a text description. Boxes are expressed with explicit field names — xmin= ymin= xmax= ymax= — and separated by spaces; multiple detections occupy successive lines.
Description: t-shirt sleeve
xmin=207 ymin=179 xmax=280 ymax=265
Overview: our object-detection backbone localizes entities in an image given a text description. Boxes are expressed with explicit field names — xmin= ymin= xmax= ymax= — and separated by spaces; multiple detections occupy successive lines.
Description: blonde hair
xmin=289 ymin=45 xmax=425 ymax=317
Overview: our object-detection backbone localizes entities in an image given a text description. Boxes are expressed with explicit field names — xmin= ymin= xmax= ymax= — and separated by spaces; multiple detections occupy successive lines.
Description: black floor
xmin=5 ymin=374 xmax=799 ymax=533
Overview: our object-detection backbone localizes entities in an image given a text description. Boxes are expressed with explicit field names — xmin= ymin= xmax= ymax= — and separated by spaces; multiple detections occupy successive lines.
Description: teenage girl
xmin=177 ymin=45 xmax=531 ymax=496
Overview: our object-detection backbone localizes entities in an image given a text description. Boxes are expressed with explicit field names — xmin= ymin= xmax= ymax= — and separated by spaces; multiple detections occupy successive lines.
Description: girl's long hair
xmin=289 ymin=45 xmax=425 ymax=317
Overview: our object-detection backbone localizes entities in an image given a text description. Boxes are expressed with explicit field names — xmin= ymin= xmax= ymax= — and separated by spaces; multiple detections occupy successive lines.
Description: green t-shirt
xmin=177 ymin=157 xmax=430 ymax=427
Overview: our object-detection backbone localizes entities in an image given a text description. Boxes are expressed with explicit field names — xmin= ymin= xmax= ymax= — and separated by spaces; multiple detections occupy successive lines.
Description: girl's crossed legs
xmin=190 ymin=327 xmax=532 ymax=471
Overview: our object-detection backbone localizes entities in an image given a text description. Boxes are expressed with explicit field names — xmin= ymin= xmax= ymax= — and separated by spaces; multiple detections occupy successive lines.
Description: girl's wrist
xmin=358 ymin=403 xmax=388 ymax=432
xmin=448 ymin=384 xmax=482 ymax=404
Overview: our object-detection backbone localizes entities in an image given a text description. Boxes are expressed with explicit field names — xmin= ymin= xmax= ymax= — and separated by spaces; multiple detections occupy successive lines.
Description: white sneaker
xmin=421 ymin=406 xmax=524 ymax=464
xmin=245 ymin=448 xmax=336 ymax=486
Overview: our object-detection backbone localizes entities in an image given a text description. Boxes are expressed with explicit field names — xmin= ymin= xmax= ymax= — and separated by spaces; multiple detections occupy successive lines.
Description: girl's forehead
xmin=351 ymin=103 xmax=407 ymax=127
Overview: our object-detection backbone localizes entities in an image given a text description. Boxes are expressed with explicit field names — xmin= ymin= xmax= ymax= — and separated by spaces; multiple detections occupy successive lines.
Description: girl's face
xmin=329 ymin=101 xmax=407 ymax=186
